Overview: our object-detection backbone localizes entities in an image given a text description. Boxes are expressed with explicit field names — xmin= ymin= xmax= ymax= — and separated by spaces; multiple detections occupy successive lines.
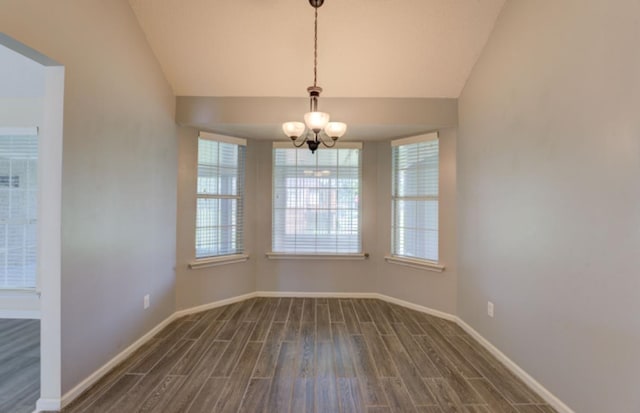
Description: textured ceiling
xmin=129 ymin=0 xmax=505 ymax=98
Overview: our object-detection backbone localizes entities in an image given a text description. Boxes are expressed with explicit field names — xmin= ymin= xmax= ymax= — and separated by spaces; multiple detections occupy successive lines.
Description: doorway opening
xmin=0 ymin=33 xmax=64 ymax=412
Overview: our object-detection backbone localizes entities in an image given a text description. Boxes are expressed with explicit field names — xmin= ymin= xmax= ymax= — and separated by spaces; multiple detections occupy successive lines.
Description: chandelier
xmin=282 ymin=0 xmax=347 ymax=153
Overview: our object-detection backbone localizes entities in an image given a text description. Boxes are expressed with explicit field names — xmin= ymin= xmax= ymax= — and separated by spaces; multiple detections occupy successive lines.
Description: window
xmin=272 ymin=143 xmax=362 ymax=254
xmin=0 ymin=130 xmax=38 ymax=289
xmin=196 ymin=133 xmax=246 ymax=259
xmin=391 ymin=133 xmax=439 ymax=262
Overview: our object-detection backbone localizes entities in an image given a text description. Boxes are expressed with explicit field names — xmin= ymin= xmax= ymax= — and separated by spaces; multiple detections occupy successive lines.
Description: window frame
xmin=387 ymin=132 xmax=443 ymax=271
xmin=269 ymin=141 xmax=365 ymax=258
xmin=192 ymin=132 xmax=247 ymax=266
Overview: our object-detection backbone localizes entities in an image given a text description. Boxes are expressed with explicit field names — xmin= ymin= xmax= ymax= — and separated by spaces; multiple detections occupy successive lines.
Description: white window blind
xmin=196 ymin=133 xmax=246 ymax=258
xmin=272 ymin=143 xmax=362 ymax=254
xmin=391 ymin=133 xmax=439 ymax=262
xmin=0 ymin=130 xmax=38 ymax=289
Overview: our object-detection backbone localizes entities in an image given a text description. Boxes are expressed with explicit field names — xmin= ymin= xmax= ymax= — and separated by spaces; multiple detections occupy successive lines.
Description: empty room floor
xmin=0 ymin=318 xmax=40 ymax=413
xmin=63 ymin=298 xmax=556 ymax=413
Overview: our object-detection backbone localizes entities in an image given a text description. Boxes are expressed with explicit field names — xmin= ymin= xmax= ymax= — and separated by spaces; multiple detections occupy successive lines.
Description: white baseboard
xmin=375 ymin=293 xmax=457 ymax=322
xmin=56 ymin=290 xmax=572 ymax=413
xmin=255 ymin=291 xmax=376 ymax=299
xmin=174 ymin=291 xmax=257 ymax=318
xmin=59 ymin=312 xmax=178 ymax=409
xmin=253 ymin=291 xmax=456 ymax=325
xmin=34 ymin=398 xmax=60 ymax=412
xmin=253 ymin=291 xmax=457 ymax=323
xmin=455 ymin=318 xmax=575 ymax=413
xmin=0 ymin=309 xmax=40 ymax=319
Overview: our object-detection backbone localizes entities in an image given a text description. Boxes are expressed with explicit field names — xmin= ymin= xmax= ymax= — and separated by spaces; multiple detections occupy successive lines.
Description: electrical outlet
xmin=487 ymin=301 xmax=494 ymax=318
xmin=144 ymin=294 xmax=150 ymax=310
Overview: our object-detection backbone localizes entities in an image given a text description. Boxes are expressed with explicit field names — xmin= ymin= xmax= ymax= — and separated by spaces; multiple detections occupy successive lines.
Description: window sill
xmin=189 ymin=254 xmax=249 ymax=269
xmin=0 ymin=288 xmax=40 ymax=297
xmin=266 ymin=252 xmax=369 ymax=261
xmin=384 ymin=255 xmax=444 ymax=272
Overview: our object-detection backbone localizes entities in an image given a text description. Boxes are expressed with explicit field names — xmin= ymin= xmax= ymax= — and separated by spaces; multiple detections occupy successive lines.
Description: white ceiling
xmin=129 ymin=0 xmax=505 ymax=98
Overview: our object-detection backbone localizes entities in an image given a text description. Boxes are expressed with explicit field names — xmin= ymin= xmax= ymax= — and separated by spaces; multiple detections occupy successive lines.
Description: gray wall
xmin=457 ymin=1 xmax=640 ymax=412
xmin=0 ymin=0 xmax=178 ymax=393
xmin=176 ymin=96 xmax=459 ymax=314
xmin=175 ymin=135 xmax=458 ymax=316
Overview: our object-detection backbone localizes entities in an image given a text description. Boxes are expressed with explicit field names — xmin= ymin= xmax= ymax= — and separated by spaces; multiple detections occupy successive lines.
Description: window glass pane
xmin=338 ymin=149 xmax=359 ymax=167
xmin=196 ymin=137 xmax=245 ymax=258
xmin=198 ymin=139 xmax=218 ymax=165
xmin=219 ymin=142 xmax=239 ymax=167
xmin=297 ymin=149 xmax=316 ymax=167
xmin=272 ymin=147 xmax=361 ymax=254
xmin=316 ymin=148 xmax=337 ymax=165
xmin=0 ymin=134 xmax=38 ymax=289
xmin=391 ymin=137 xmax=439 ymax=262
xmin=416 ymin=200 xmax=438 ymax=231
xmin=197 ymin=164 xmax=218 ymax=194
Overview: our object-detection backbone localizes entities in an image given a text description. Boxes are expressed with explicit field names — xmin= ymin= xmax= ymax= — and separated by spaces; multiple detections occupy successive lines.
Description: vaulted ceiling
xmin=129 ymin=0 xmax=505 ymax=98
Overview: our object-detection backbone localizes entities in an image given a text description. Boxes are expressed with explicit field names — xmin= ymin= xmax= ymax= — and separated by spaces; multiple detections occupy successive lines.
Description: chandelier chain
xmin=313 ymin=6 xmax=318 ymax=87
xmin=282 ymin=0 xmax=347 ymax=153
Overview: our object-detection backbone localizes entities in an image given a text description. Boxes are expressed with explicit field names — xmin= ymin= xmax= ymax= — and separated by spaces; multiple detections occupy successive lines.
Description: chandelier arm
xmin=291 ymin=135 xmax=309 ymax=148
xmin=317 ymin=133 xmax=337 ymax=148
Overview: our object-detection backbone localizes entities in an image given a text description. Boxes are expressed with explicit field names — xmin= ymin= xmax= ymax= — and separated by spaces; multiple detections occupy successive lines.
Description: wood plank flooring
xmin=0 ymin=318 xmax=40 ymax=413
xmin=62 ymin=298 xmax=556 ymax=413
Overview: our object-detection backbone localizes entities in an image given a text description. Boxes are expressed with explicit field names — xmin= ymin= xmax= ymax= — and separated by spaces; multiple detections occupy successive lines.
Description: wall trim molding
xmin=455 ymin=318 xmax=574 ymax=413
xmin=188 ymin=254 xmax=250 ymax=270
xmin=34 ymin=397 xmax=61 ymax=412
xmin=174 ymin=292 xmax=257 ymax=318
xmin=376 ymin=293 xmax=457 ymax=322
xmin=264 ymin=253 xmax=368 ymax=261
xmin=256 ymin=291 xmax=376 ymax=299
xmin=384 ymin=255 xmax=445 ymax=272
xmin=254 ymin=291 xmax=457 ymax=323
xmin=51 ymin=291 xmax=572 ymax=413
xmin=59 ymin=312 xmax=179 ymax=409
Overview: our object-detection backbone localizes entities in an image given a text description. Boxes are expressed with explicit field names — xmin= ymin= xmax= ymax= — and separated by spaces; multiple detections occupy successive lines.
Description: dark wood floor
xmin=0 ymin=318 xmax=40 ymax=413
xmin=63 ymin=298 xmax=556 ymax=413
